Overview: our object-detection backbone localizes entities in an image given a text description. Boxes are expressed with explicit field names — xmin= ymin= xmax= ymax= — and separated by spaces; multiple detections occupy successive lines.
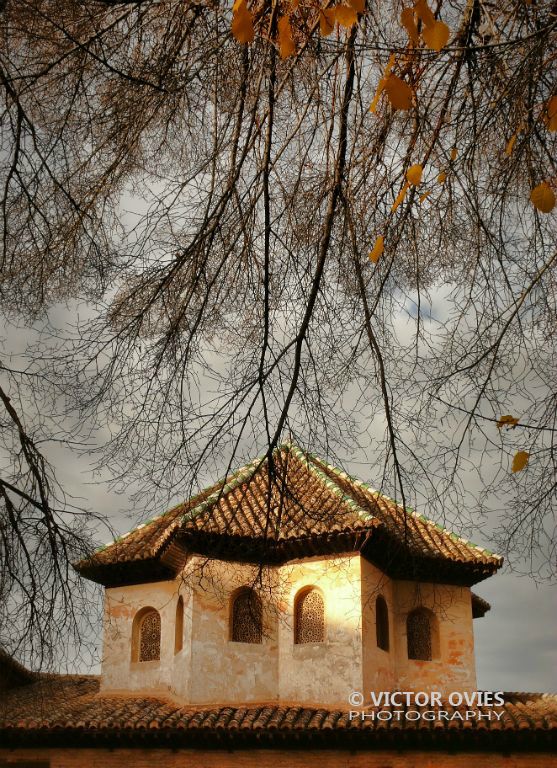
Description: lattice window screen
xmin=231 ymin=590 xmax=262 ymax=643
xmin=139 ymin=610 xmax=161 ymax=661
xmin=295 ymin=589 xmax=325 ymax=644
xmin=407 ymin=609 xmax=432 ymax=660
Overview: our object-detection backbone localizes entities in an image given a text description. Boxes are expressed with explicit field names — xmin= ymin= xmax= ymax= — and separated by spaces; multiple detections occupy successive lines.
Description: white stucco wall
xmin=361 ymin=558 xmax=396 ymax=692
xmin=101 ymin=579 xmax=192 ymax=697
xmin=392 ymin=580 xmax=477 ymax=695
xmin=276 ymin=554 xmax=363 ymax=707
xmin=99 ymin=554 xmax=478 ymax=705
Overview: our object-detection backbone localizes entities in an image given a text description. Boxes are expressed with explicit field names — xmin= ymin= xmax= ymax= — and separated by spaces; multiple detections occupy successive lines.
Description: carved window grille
xmin=231 ymin=589 xmax=262 ymax=643
xmin=139 ymin=609 xmax=161 ymax=662
xmin=175 ymin=595 xmax=184 ymax=654
xmin=376 ymin=596 xmax=389 ymax=651
xmin=407 ymin=608 xmax=432 ymax=661
xmin=294 ymin=588 xmax=325 ymax=644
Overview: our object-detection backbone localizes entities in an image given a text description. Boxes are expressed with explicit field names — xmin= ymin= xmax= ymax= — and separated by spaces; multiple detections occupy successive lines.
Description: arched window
xmin=231 ymin=588 xmax=262 ymax=643
xmin=376 ymin=596 xmax=389 ymax=651
xmin=175 ymin=595 xmax=184 ymax=654
xmin=131 ymin=607 xmax=161 ymax=662
xmin=407 ymin=607 xmax=436 ymax=661
xmin=294 ymin=587 xmax=325 ymax=644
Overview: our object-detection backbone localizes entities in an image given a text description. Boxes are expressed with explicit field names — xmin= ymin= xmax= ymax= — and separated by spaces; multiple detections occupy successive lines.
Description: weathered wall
xmin=100 ymin=554 xmax=478 ymax=705
xmin=361 ymin=558 xmax=395 ymax=693
xmin=187 ymin=558 xmax=279 ymax=705
xmin=392 ymin=579 xmax=477 ymax=695
xmin=1 ymin=748 xmax=555 ymax=768
xmin=102 ymin=579 xmax=192 ymax=698
xmin=277 ymin=554 xmax=363 ymax=707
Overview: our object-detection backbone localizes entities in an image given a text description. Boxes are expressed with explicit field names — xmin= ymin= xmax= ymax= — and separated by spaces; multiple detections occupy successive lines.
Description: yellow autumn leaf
xmin=497 ymin=415 xmax=519 ymax=429
xmin=406 ymin=164 xmax=423 ymax=185
xmin=369 ymin=235 xmax=384 ymax=264
xmin=530 ymin=182 xmax=556 ymax=213
xmin=419 ymin=190 xmax=431 ymax=203
xmin=437 ymin=171 xmax=446 ymax=184
xmin=384 ymin=74 xmax=412 ymax=110
xmin=392 ymin=182 xmax=410 ymax=212
xmin=278 ymin=15 xmax=296 ymax=59
xmin=511 ymin=451 xmax=529 ymax=473
xmin=422 ymin=19 xmax=450 ymax=51
xmin=505 ymin=133 xmax=517 ymax=156
xmin=400 ymin=7 xmax=419 ymax=44
xmin=348 ymin=0 xmax=365 ymax=13
xmin=369 ymin=54 xmax=395 ymax=113
xmin=450 ymin=147 xmax=458 ymax=161
xmin=231 ymin=0 xmax=254 ymax=44
xmin=334 ymin=5 xmax=358 ymax=27
xmin=319 ymin=8 xmax=336 ymax=36
xmin=545 ymin=95 xmax=557 ymax=132
xmin=414 ymin=0 xmax=435 ymax=29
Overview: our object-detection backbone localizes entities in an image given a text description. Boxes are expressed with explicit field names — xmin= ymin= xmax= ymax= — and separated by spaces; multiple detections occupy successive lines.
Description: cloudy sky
xmin=38 ymin=408 xmax=556 ymax=694
xmin=1 ymin=287 xmax=555 ymax=694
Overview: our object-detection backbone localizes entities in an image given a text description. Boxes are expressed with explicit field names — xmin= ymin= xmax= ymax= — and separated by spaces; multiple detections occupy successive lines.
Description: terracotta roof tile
xmin=2 ymin=674 xmax=556 ymax=750
xmin=76 ymin=443 xmax=502 ymax=586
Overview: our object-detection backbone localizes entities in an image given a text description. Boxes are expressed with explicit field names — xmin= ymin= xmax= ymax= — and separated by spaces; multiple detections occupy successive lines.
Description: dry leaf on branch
xmin=231 ymin=0 xmax=254 ymax=44
xmin=278 ymin=15 xmax=296 ymax=59
xmin=319 ymin=8 xmax=336 ymax=36
xmin=422 ymin=20 xmax=450 ymax=51
xmin=333 ymin=5 xmax=359 ymax=28
xmin=392 ymin=182 xmax=410 ymax=212
xmin=542 ymin=95 xmax=557 ymax=132
xmin=400 ymin=7 xmax=419 ymax=44
xmin=497 ymin=415 xmax=519 ymax=429
xmin=511 ymin=451 xmax=529 ymax=473
xmin=384 ymin=74 xmax=413 ymax=110
xmin=530 ymin=182 xmax=555 ymax=213
xmin=406 ymin=164 xmax=423 ymax=185
xmin=369 ymin=235 xmax=384 ymax=263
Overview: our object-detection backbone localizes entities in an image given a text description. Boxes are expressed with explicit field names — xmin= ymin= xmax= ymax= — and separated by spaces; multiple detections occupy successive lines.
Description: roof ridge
xmin=287 ymin=444 xmax=377 ymax=525
xmin=93 ymin=451 xmax=272 ymax=555
xmin=179 ymin=451 xmax=269 ymax=526
xmin=308 ymin=453 xmax=502 ymax=562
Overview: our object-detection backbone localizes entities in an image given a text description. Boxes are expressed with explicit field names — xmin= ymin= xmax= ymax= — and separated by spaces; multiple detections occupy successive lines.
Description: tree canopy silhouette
xmin=0 ymin=0 xmax=556 ymax=662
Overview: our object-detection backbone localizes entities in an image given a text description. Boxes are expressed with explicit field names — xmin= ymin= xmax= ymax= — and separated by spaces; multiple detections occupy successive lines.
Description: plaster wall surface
xmin=186 ymin=557 xmax=279 ymax=705
xmin=277 ymin=554 xmax=363 ymax=707
xmin=361 ymin=558 xmax=395 ymax=692
xmin=100 ymin=554 xmax=478 ymax=706
xmin=392 ymin=579 xmax=477 ymax=695
xmin=101 ymin=579 xmax=192 ymax=698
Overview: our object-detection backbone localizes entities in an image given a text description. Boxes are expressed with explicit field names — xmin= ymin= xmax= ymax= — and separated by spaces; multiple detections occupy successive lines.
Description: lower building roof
xmin=1 ymin=674 xmax=555 ymax=751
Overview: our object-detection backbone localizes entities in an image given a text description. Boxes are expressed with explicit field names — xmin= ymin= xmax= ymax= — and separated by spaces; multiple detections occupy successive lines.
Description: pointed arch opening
xmin=294 ymin=587 xmax=325 ymax=644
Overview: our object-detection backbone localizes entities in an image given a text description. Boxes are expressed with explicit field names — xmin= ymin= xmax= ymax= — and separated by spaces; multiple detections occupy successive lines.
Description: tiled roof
xmin=471 ymin=592 xmax=491 ymax=618
xmin=0 ymin=646 xmax=37 ymax=690
xmin=1 ymin=675 xmax=555 ymax=750
xmin=76 ymin=443 xmax=502 ymax=586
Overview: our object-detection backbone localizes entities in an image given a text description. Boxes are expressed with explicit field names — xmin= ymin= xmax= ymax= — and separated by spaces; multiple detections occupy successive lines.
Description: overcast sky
xmin=1 ymin=292 xmax=555 ymax=694
xmin=39 ymin=416 xmax=556 ymax=693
